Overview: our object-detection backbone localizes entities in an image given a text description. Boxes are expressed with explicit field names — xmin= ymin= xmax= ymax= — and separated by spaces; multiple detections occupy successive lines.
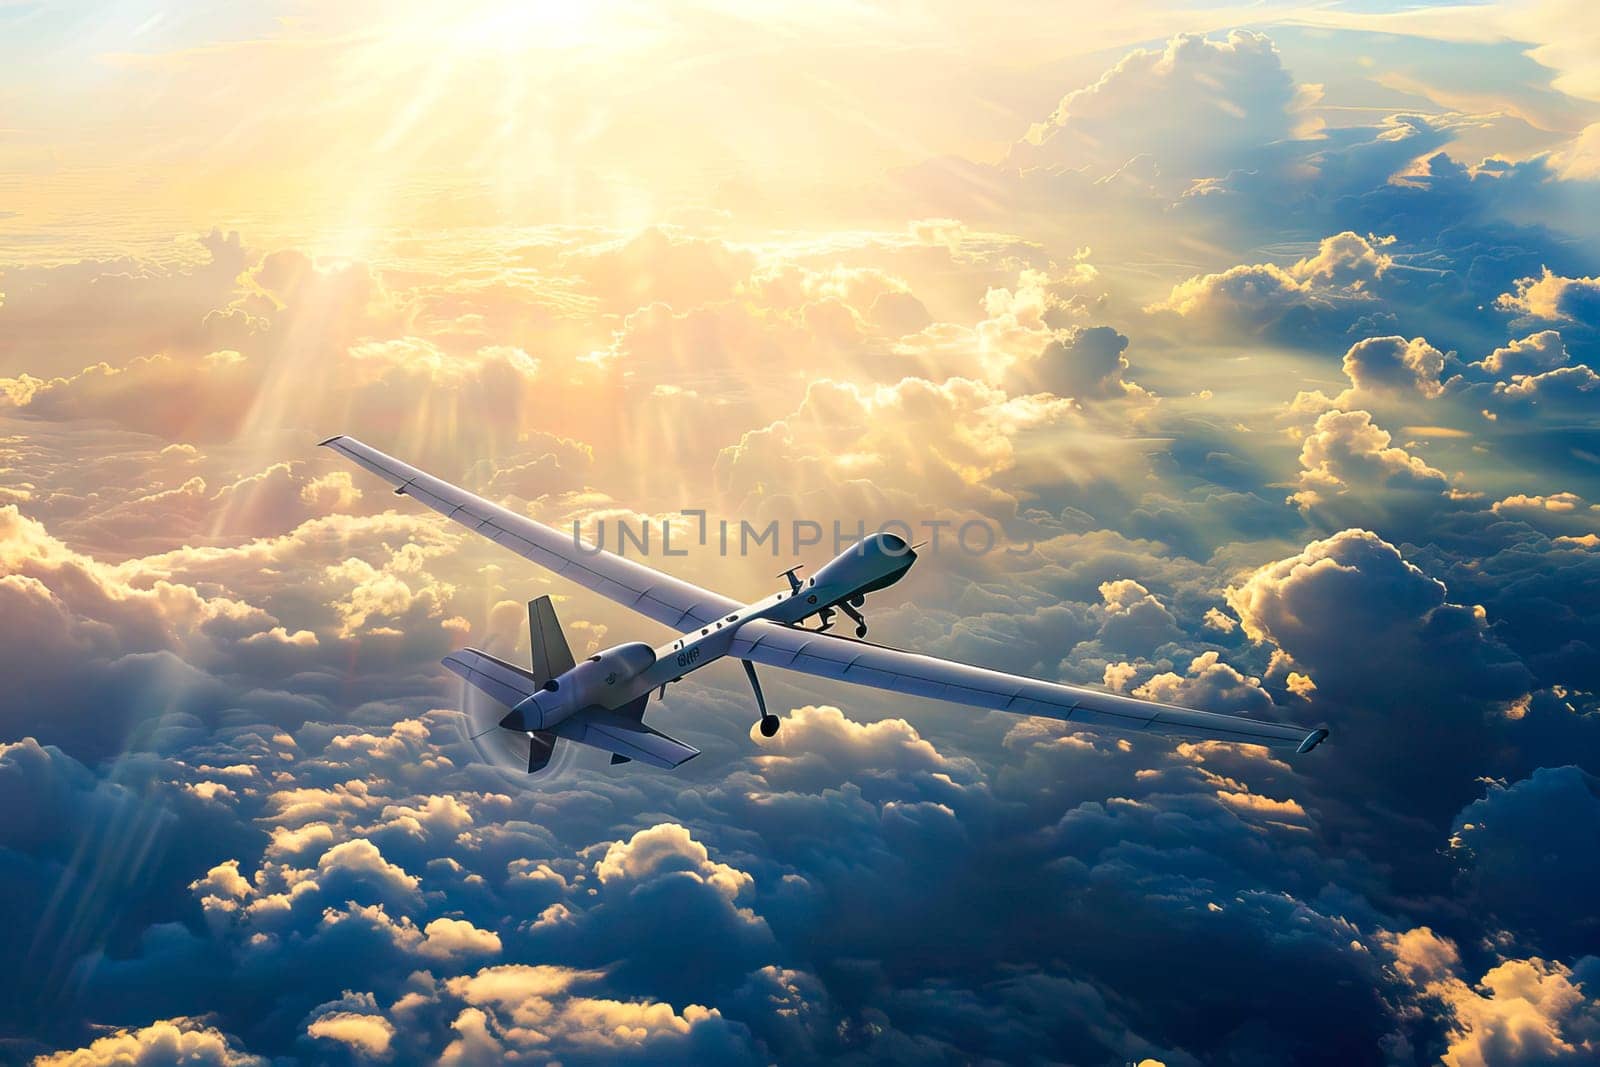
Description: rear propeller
xmin=458 ymin=680 xmax=572 ymax=779
xmin=454 ymin=596 xmax=577 ymax=780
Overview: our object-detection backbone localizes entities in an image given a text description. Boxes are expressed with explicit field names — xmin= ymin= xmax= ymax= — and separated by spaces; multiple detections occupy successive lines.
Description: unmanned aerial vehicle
xmin=323 ymin=436 xmax=1329 ymax=771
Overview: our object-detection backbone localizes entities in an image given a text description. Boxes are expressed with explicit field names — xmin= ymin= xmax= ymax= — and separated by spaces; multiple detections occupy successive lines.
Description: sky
xmin=2 ymin=1 xmax=1600 ymax=1063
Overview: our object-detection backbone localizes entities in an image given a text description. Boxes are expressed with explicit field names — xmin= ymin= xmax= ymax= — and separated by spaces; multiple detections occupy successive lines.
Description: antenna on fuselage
xmin=777 ymin=565 xmax=804 ymax=595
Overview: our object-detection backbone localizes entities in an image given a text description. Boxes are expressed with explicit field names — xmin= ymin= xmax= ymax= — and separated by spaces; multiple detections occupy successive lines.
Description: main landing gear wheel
xmin=759 ymin=714 xmax=780 ymax=737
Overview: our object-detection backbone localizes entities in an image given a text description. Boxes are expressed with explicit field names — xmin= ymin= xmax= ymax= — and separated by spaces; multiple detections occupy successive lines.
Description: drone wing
xmin=730 ymin=620 xmax=1327 ymax=752
xmin=322 ymin=436 xmax=739 ymax=632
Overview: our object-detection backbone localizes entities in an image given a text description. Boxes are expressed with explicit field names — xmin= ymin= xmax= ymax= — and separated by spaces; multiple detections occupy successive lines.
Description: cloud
xmin=1432 ymin=327 xmax=1600 ymax=422
xmin=1497 ymin=269 xmax=1600 ymax=326
xmin=315 ymin=839 xmax=424 ymax=912
xmin=1006 ymin=325 xmax=1148 ymax=401
xmin=1418 ymin=530 xmax=1600 ymax=698
xmin=1147 ymin=232 xmax=1399 ymax=343
xmin=1341 ymin=335 xmax=1447 ymax=399
xmin=305 ymin=1008 xmax=395 ymax=1060
xmin=595 ymin=823 xmax=752 ymax=901
xmin=714 ymin=374 xmax=1080 ymax=520
xmin=0 ymin=504 xmax=265 ymax=756
xmin=1289 ymin=409 xmax=1450 ymax=522
xmin=31 ymin=1017 xmax=266 ymax=1066
xmin=1132 ymin=651 xmax=1276 ymax=717
xmin=1489 ymin=493 xmax=1598 ymax=537
xmin=0 ymin=351 xmax=262 ymax=442
xmin=1095 ymin=578 xmax=1183 ymax=654
xmin=479 ymin=821 xmax=778 ymax=1012
xmin=1437 ymin=956 xmax=1600 ymax=1067
xmin=0 ymin=738 xmax=256 ymax=1043
xmin=1491 ymin=363 xmax=1600 ymax=414
xmin=418 ymin=918 xmax=503 ymax=962
xmin=0 ymin=232 xmax=595 ymax=461
xmin=1493 ymin=269 xmax=1600 ymax=364
xmin=1554 ymin=122 xmax=1600 ymax=180
xmin=191 ymin=859 xmax=251 ymax=904
xmin=886 ymin=265 xmax=1133 ymax=403
xmin=439 ymin=964 xmax=755 ymax=1063
xmin=749 ymin=704 xmax=980 ymax=792
xmin=324 ymin=546 xmax=457 ymax=639
xmin=1476 ymin=330 xmax=1570 ymax=377
xmin=1380 ymin=927 xmax=1600 ymax=1067
xmin=1449 ymin=767 xmax=1600 ymax=955
xmin=0 ymin=500 xmax=479 ymax=761
xmin=1227 ymin=528 xmax=1529 ymax=705
xmin=0 ymin=230 xmax=252 ymax=378
xmin=563 ymin=228 xmax=757 ymax=313
xmin=1012 ymin=31 xmax=1309 ymax=191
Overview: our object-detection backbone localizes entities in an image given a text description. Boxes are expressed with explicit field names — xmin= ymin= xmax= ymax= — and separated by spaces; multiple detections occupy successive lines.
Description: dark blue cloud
xmin=1450 ymin=766 xmax=1600 ymax=957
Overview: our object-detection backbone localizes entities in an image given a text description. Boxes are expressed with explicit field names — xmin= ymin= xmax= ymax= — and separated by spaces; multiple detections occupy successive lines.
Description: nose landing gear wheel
xmin=837 ymin=598 xmax=868 ymax=638
xmin=759 ymin=714 xmax=780 ymax=737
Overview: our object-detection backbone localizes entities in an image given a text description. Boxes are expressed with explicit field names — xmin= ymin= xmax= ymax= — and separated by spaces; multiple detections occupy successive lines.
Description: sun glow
xmin=435 ymin=0 xmax=649 ymax=53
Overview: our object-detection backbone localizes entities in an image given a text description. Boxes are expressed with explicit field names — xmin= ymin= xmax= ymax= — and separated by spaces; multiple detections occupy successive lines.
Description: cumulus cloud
xmin=1095 ymin=578 xmax=1183 ymax=653
xmin=564 ymin=228 xmax=756 ymax=313
xmin=1437 ymin=957 xmax=1600 ymax=1067
xmin=1491 ymin=362 xmax=1600 ymax=414
xmin=1341 ymin=335 xmax=1447 ymax=399
xmin=1491 ymin=267 xmax=1600 ymax=367
xmin=1227 ymin=528 xmax=1529 ymax=705
xmin=316 ymin=838 xmax=424 ymax=911
xmin=0 ymin=230 xmax=252 ymax=376
xmin=1432 ymin=327 xmax=1600 ymax=421
xmin=1449 ymin=767 xmax=1600 ymax=954
xmin=32 ymin=1017 xmax=266 ymax=1066
xmin=1476 ymin=330 xmax=1569 ymax=377
xmin=1381 ymin=927 xmax=1600 ymax=1067
xmin=1132 ymin=651 xmax=1276 ymax=717
xmin=0 ymin=231 xmax=594 ymax=464
xmin=1489 ymin=492 xmax=1598 ymax=537
xmin=0 ymin=505 xmax=273 ymax=755
xmin=440 ymin=964 xmax=753 ymax=1063
xmin=0 ymin=351 xmax=262 ymax=442
xmin=1012 ymin=31 xmax=1310 ymax=190
xmin=1147 ymin=232 xmax=1399 ymax=343
xmin=749 ymin=704 xmax=980 ymax=793
xmin=1006 ymin=325 xmax=1148 ymax=401
xmin=1289 ymin=409 xmax=1450 ymax=521
xmin=305 ymin=1008 xmax=395 ymax=1060
xmin=418 ymin=917 xmax=503 ymax=962
xmin=595 ymin=823 xmax=753 ymax=901
xmin=1497 ymin=269 xmax=1600 ymax=326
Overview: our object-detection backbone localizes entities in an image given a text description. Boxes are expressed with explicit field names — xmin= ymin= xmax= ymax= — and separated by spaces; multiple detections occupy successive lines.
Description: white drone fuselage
xmin=506 ymin=533 xmax=916 ymax=732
